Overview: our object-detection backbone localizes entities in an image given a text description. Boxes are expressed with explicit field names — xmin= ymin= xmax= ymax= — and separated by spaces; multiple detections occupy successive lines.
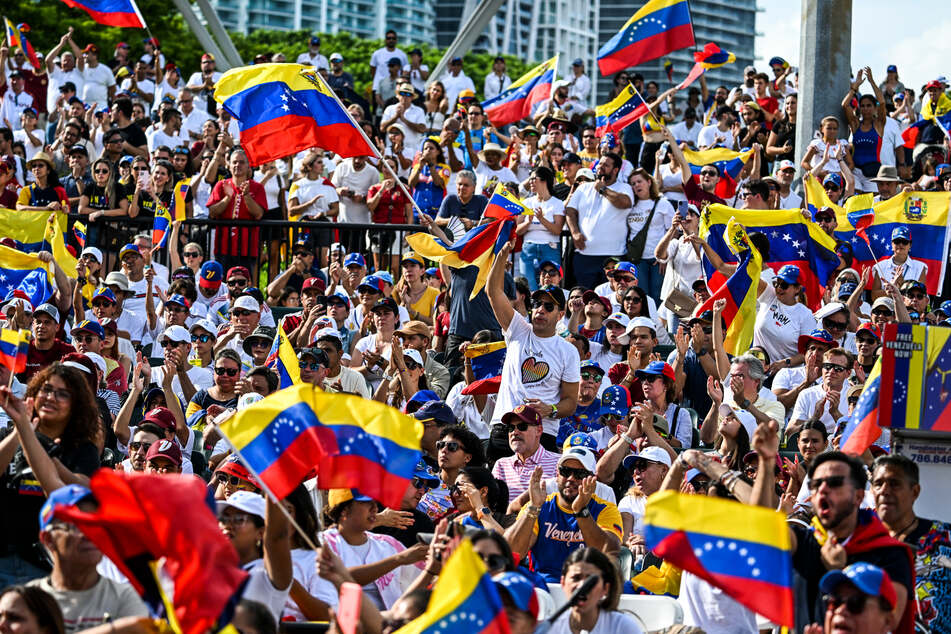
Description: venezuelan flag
xmin=694 ymin=219 xmax=761 ymax=356
xmin=172 ymin=181 xmax=189 ymax=218
xmin=55 ymin=0 xmax=146 ymax=28
xmin=699 ymin=204 xmax=839 ymax=310
xmin=922 ymin=326 xmax=951 ymax=432
xmin=840 ymin=357 xmax=883 ymax=456
xmin=644 ymin=490 xmax=794 ymax=627
xmin=682 ymin=147 xmax=753 ymax=199
xmin=3 ymin=19 xmax=41 ymax=69
xmin=595 ymin=83 xmax=649 ymax=137
xmin=677 ymin=42 xmax=736 ymax=90
xmin=805 ymin=176 xmax=951 ymax=295
xmin=152 ymin=203 xmax=173 ymax=250
xmin=265 ymin=325 xmax=300 ymax=389
xmin=460 ymin=341 xmax=507 ymax=395
xmin=73 ymin=221 xmax=87 ymax=249
xmin=408 ymin=184 xmax=526 ymax=300
xmin=0 ymin=245 xmax=54 ymax=309
xmin=901 ymin=93 xmax=951 ymax=147
xmin=395 ymin=539 xmax=510 ymax=634
xmin=0 ymin=208 xmax=64 ymax=252
xmin=214 ymin=64 xmax=375 ymax=167
xmin=875 ymin=323 xmax=926 ymax=433
xmin=0 ymin=328 xmax=30 ymax=374
xmin=219 ymin=385 xmax=423 ymax=506
xmin=45 ymin=211 xmax=79 ymax=280
xmin=597 ymin=0 xmax=695 ymax=77
xmin=482 ymin=56 xmax=557 ymax=127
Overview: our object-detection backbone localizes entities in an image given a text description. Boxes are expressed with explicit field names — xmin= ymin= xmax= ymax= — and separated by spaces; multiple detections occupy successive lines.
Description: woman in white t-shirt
xmin=548 ymin=548 xmax=645 ymax=634
xmin=627 ymin=169 xmax=674 ymax=302
xmin=256 ymin=160 xmax=288 ymax=280
xmin=288 ymin=154 xmax=339 ymax=221
xmin=753 ymin=264 xmax=818 ymax=366
xmin=516 ymin=166 xmax=565 ymax=290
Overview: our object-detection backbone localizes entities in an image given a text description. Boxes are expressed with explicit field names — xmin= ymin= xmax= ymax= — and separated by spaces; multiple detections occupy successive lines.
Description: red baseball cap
xmin=226 ymin=266 xmax=251 ymax=281
xmin=302 ymin=277 xmax=326 ymax=292
xmin=142 ymin=407 xmax=176 ymax=432
xmin=501 ymin=405 xmax=543 ymax=427
xmin=146 ymin=439 xmax=182 ymax=466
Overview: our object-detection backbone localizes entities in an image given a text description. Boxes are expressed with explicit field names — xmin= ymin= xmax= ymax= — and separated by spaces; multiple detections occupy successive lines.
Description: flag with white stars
xmin=922 ymin=326 xmax=951 ymax=432
xmin=875 ymin=322 xmax=927 ymax=433
xmin=841 ymin=357 xmax=883 ymax=456
xmin=644 ymin=490 xmax=794 ymax=628
xmin=0 ymin=245 xmax=54 ymax=309
xmin=394 ymin=539 xmax=509 ymax=634
xmin=597 ymin=0 xmax=695 ymax=76
xmin=482 ymin=56 xmax=557 ymax=128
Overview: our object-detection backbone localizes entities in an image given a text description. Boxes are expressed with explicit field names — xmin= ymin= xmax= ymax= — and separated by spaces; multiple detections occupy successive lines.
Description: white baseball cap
xmin=161 ymin=325 xmax=191 ymax=344
xmin=189 ymin=318 xmax=218 ymax=339
xmin=604 ymin=312 xmax=631 ymax=345
xmin=558 ymin=446 xmax=597 ymax=473
xmin=83 ymin=352 xmax=107 ymax=375
xmin=233 ymin=296 xmax=261 ymax=313
xmin=80 ymin=246 xmax=103 ymax=262
xmin=718 ymin=403 xmax=758 ymax=439
xmin=216 ymin=490 xmax=266 ymax=520
xmin=403 ymin=348 xmax=424 ymax=367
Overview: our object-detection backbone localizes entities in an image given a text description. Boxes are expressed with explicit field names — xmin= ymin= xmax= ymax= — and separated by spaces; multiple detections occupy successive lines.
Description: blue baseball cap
xmin=612 ymin=261 xmax=637 ymax=277
xmin=71 ymin=319 xmax=105 ymax=339
xmin=358 ymin=275 xmax=386 ymax=294
xmin=891 ymin=226 xmax=911 ymax=242
xmin=797 ymin=328 xmax=836 ymax=354
xmin=937 ymin=300 xmax=951 ymax=316
xmin=165 ymin=294 xmax=190 ymax=308
xmin=819 ymin=563 xmax=897 ymax=610
xmin=118 ymin=243 xmax=141 ymax=259
xmin=199 ymin=261 xmax=224 ymax=289
xmin=412 ymin=400 xmax=458 ymax=426
xmin=493 ymin=572 xmax=540 ymax=620
xmin=39 ymin=484 xmax=94 ymax=531
xmin=119 ymin=154 xmax=134 ymax=166
xmin=412 ymin=459 xmax=440 ymax=486
xmin=563 ymin=432 xmax=598 ymax=452
xmin=822 ymin=173 xmax=843 ymax=189
xmin=376 ymin=271 xmax=394 ymax=285
xmin=580 ymin=360 xmax=604 ymax=376
xmin=599 ymin=384 xmax=630 ymax=418
xmin=344 ymin=253 xmax=366 ymax=268
xmin=425 ymin=267 xmax=439 ymax=277
xmin=328 ymin=291 xmax=351 ymax=307
xmin=837 ymin=281 xmax=857 ymax=299
xmin=775 ymin=264 xmax=801 ymax=285
xmin=405 ymin=389 xmax=440 ymax=411
xmin=635 ymin=360 xmax=675 ymax=382
xmin=92 ymin=287 xmax=117 ymax=304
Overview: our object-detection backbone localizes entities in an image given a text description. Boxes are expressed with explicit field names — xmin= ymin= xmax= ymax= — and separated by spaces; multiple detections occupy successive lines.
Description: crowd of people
xmin=0 ymin=24 xmax=949 ymax=634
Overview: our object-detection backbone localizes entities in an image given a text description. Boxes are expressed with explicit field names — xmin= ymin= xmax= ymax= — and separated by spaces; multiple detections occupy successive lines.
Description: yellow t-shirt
xmin=410 ymin=286 xmax=440 ymax=320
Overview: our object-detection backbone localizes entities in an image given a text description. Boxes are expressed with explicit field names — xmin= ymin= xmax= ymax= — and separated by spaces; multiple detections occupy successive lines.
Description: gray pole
xmin=795 ymin=0 xmax=852 ymax=169
xmin=169 ymin=0 xmax=231 ymax=70
xmin=192 ymin=0 xmax=245 ymax=68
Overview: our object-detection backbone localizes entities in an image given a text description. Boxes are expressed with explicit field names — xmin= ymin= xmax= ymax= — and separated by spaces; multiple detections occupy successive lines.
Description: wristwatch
xmin=478 ymin=506 xmax=492 ymax=520
xmin=574 ymin=508 xmax=591 ymax=519
xmin=740 ymin=398 xmax=751 ymax=409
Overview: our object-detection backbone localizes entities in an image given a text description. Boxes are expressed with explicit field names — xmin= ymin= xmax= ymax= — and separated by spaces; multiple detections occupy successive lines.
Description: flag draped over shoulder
xmin=395 ymin=539 xmax=510 ymax=634
xmin=482 ymin=56 xmax=557 ymax=127
xmin=265 ymin=324 xmax=300 ymax=389
xmin=0 ymin=245 xmax=54 ymax=308
xmin=803 ymin=174 xmax=951 ymax=294
xmin=55 ymin=0 xmax=146 ymax=27
xmin=644 ymin=490 xmax=794 ymax=627
xmin=594 ymin=83 xmax=649 ymax=136
xmin=597 ymin=0 xmax=695 ymax=76
xmin=407 ymin=184 xmax=530 ymax=300
xmin=676 ymin=42 xmax=736 ymax=90
xmin=214 ymin=64 xmax=375 ymax=167
xmin=695 ymin=219 xmax=761 ymax=356
xmin=219 ymin=385 xmax=423 ymax=507
xmin=699 ymin=204 xmax=839 ymax=310
xmin=51 ymin=471 xmax=248 ymax=634
xmin=682 ymin=147 xmax=753 ymax=199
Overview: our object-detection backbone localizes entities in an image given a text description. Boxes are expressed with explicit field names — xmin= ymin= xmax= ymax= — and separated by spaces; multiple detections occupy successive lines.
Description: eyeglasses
xmin=773 ymin=280 xmax=791 ymax=290
xmin=823 ymin=593 xmax=879 ymax=615
xmin=191 ymin=333 xmax=212 ymax=343
xmin=217 ymin=512 xmax=254 ymax=526
xmin=436 ymin=440 xmax=461 ymax=452
xmin=183 ymin=251 xmax=201 ymax=258
xmin=872 ymin=309 xmax=893 ymax=317
xmin=808 ymin=475 xmax=847 ymax=491
xmin=506 ymin=421 xmax=535 ymax=432
xmin=94 ymin=168 xmax=110 ymax=175
xmin=822 ymin=318 xmax=848 ymax=331
xmin=580 ymin=371 xmax=603 ymax=381
xmin=227 ymin=279 xmax=248 ymax=287
xmin=531 ymin=299 xmax=556 ymax=312
xmin=232 ymin=309 xmax=254 ymax=318
xmin=38 ymin=384 xmax=72 ymax=401
xmin=824 ymin=184 xmax=841 ymax=192
xmin=299 ymin=360 xmax=325 ymax=370
xmin=404 ymin=358 xmax=421 ymax=371
xmin=215 ymin=366 xmax=239 ymax=376
xmin=904 ymin=292 xmax=926 ymax=300
xmin=540 ymin=269 xmax=559 ymax=276
xmin=822 ymin=362 xmax=848 ymax=373
xmin=129 ymin=441 xmax=154 ymax=452
xmin=558 ymin=465 xmax=591 ymax=480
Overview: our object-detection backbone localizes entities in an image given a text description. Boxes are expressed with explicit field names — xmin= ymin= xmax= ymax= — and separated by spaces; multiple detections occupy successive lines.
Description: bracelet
xmin=620 ymin=433 xmax=635 ymax=445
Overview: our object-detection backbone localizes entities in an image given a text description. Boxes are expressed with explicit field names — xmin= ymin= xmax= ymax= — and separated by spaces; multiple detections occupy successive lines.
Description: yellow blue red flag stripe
xmin=841 ymin=357 xmax=883 ymax=455
xmin=220 ymin=385 xmax=423 ymax=506
xmin=482 ymin=56 xmax=557 ymax=127
xmin=595 ymin=83 xmax=649 ymax=136
xmin=4 ymin=19 xmax=41 ymax=69
xmin=460 ymin=341 xmax=507 ymax=395
xmin=394 ymin=539 xmax=510 ymax=634
xmin=0 ymin=245 xmax=54 ymax=308
xmin=265 ymin=324 xmax=301 ymax=389
xmin=597 ymin=0 xmax=695 ymax=76
xmin=0 ymin=208 xmax=64 ymax=252
xmin=677 ymin=42 xmax=736 ymax=90
xmin=644 ymin=490 xmax=794 ymax=627
xmin=54 ymin=0 xmax=146 ymax=27
xmin=214 ymin=64 xmax=375 ymax=167
xmin=0 ymin=328 xmax=30 ymax=374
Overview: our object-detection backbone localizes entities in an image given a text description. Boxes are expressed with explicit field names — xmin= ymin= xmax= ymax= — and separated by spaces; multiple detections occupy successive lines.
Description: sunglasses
xmin=531 ymin=299 xmax=556 ymax=312
xmin=700 ymin=170 xmax=718 ymax=177
xmin=540 ymin=268 xmax=559 ymax=276
xmin=823 ymin=593 xmax=881 ymax=615
xmin=249 ymin=339 xmax=271 ymax=348
xmin=822 ymin=319 xmax=847 ymax=331
xmin=808 ymin=475 xmax=847 ymax=491
xmin=73 ymin=334 xmax=99 ymax=343
xmin=624 ymin=295 xmax=642 ymax=303
xmin=214 ymin=366 xmax=239 ymax=376
xmin=191 ymin=333 xmax=212 ymax=343
xmin=227 ymin=279 xmax=248 ymax=287
xmin=629 ymin=460 xmax=654 ymax=472
xmin=436 ymin=440 xmax=461 ymax=452
xmin=506 ymin=421 xmax=536 ymax=432
xmin=558 ymin=465 xmax=591 ymax=480
xmin=129 ymin=441 xmax=154 ymax=452
xmin=872 ymin=309 xmax=893 ymax=317
xmin=300 ymin=358 xmax=327 ymax=370
xmin=816 ymin=215 xmax=836 ymax=223
xmin=892 ymin=239 xmax=910 ymax=246
xmin=615 ymin=275 xmax=636 ymax=283
xmin=824 ymin=184 xmax=841 ymax=191
xmin=411 ymin=476 xmax=431 ymax=490
xmin=904 ymin=292 xmax=926 ymax=300
xmin=232 ymin=309 xmax=254 ymax=317
xmin=161 ymin=339 xmax=185 ymax=348
xmin=773 ymin=280 xmax=791 ymax=290
xmin=94 ymin=168 xmax=110 ymax=175
xmin=183 ymin=251 xmax=201 ymax=258
xmin=404 ymin=358 xmax=422 ymax=371
xmin=480 ymin=553 xmax=509 ymax=572
xmin=856 ymin=336 xmax=877 ymax=345
xmin=822 ymin=362 xmax=848 ymax=373
xmin=580 ymin=371 xmax=604 ymax=381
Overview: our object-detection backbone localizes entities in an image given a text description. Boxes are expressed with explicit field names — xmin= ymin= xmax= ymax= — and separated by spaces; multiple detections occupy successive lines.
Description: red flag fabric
xmin=52 ymin=470 xmax=248 ymax=634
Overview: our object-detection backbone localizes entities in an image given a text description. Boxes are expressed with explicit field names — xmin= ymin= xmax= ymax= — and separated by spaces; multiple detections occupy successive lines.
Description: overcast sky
xmin=755 ymin=0 xmax=948 ymax=91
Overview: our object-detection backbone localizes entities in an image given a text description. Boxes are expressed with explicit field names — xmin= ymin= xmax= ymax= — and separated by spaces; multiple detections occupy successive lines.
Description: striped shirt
xmin=492 ymin=445 xmax=561 ymax=503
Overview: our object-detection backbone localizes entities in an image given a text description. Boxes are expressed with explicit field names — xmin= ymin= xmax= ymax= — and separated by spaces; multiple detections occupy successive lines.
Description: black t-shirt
xmin=84 ymin=182 xmax=129 ymax=210
xmin=119 ymin=122 xmax=148 ymax=151
xmin=189 ymin=389 xmax=238 ymax=414
xmin=792 ymin=522 xmax=914 ymax=623
xmin=0 ymin=428 xmax=99 ymax=567
xmin=134 ymin=186 xmax=194 ymax=218
xmin=372 ymin=509 xmax=435 ymax=548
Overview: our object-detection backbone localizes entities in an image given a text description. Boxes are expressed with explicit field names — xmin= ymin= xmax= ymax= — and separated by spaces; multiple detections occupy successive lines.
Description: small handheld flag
xmin=152 ymin=203 xmax=172 ymax=249
xmin=0 ymin=328 xmax=30 ymax=374
xmin=460 ymin=341 xmax=507 ymax=395
xmin=72 ymin=221 xmax=87 ymax=249
xmin=595 ymin=83 xmax=649 ymax=136
xmin=4 ymin=19 xmax=41 ymax=69
xmin=265 ymin=324 xmax=301 ymax=389
xmin=482 ymin=56 xmax=557 ymax=127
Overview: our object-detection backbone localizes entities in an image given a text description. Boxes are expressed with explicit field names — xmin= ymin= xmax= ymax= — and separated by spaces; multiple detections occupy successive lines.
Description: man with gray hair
xmin=435 ymin=169 xmax=488 ymax=239
xmin=699 ymin=353 xmax=785 ymax=445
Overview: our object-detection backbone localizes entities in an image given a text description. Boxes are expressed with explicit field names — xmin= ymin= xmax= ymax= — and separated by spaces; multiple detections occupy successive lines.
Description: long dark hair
xmin=623 ymin=287 xmax=650 ymax=318
xmin=458 ymin=466 xmax=508 ymax=515
xmin=25 ymin=364 xmax=100 ymax=450
xmin=284 ymin=484 xmax=321 ymax=550
xmin=0 ymin=586 xmax=65 ymax=634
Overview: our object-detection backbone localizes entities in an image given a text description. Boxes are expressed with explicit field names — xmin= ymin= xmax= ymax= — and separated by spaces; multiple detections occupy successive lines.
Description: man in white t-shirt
xmin=186 ymin=53 xmax=222 ymax=116
xmin=668 ymin=108 xmax=702 ymax=146
xmin=439 ymin=57 xmax=475 ymax=109
xmin=370 ymin=31 xmax=408 ymax=90
xmin=774 ymin=160 xmax=803 ymax=208
xmin=147 ymin=108 xmax=185 ymax=151
xmin=46 ymin=34 xmax=85 ymax=110
xmin=565 ymin=152 xmax=634 ymax=289
xmin=77 ymin=44 xmax=116 ymax=107
xmin=696 ymin=105 xmax=736 ymax=150
xmin=788 ymin=347 xmax=854 ymax=438
xmin=487 ymin=243 xmax=581 ymax=449
xmin=468 ymin=142 xmax=517 ymax=197
xmin=178 ymin=88 xmax=210 ymax=141
xmin=331 ymin=156 xmax=379 ymax=227
xmin=150 ymin=325 xmax=213 ymax=403
xmin=296 ymin=36 xmax=329 ymax=70
xmin=380 ymin=86 xmax=427 ymax=153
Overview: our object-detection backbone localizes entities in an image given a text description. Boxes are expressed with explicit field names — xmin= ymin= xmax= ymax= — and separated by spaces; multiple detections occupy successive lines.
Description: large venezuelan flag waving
xmin=482 ymin=56 xmax=557 ymax=127
xmin=214 ymin=64 xmax=375 ymax=167
xmin=644 ymin=490 xmax=794 ymax=627
xmin=597 ymin=0 xmax=695 ymax=76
